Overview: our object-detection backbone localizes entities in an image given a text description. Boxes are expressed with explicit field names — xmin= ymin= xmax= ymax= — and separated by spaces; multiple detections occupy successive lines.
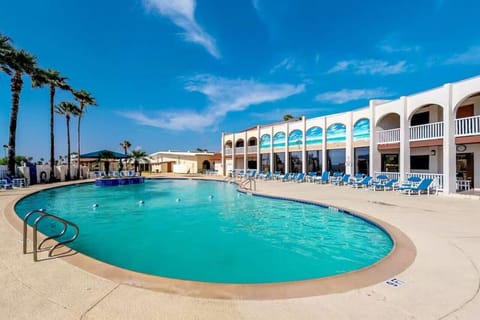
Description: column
xmin=231 ymin=133 xmax=236 ymax=172
xmin=284 ymin=123 xmax=290 ymax=173
xmin=322 ymin=117 xmax=327 ymax=172
xmin=244 ymin=131 xmax=248 ymax=170
xmin=221 ymin=132 xmax=225 ymax=176
xmin=270 ymin=126 xmax=274 ymax=173
xmin=443 ymin=83 xmax=456 ymax=194
xmin=399 ymin=97 xmax=410 ymax=181
xmin=256 ymin=125 xmax=261 ymax=172
xmin=302 ymin=116 xmax=307 ymax=173
xmin=369 ymin=100 xmax=380 ymax=177
xmin=345 ymin=112 xmax=353 ymax=175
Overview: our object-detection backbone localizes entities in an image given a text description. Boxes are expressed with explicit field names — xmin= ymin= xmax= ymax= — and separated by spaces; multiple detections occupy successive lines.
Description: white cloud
xmin=378 ymin=43 xmax=420 ymax=53
xmin=327 ymin=59 xmax=410 ymax=75
xmin=122 ymin=75 xmax=305 ymax=131
xmin=315 ymin=88 xmax=392 ymax=104
xmin=445 ymin=47 xmax=480 ymax=65
xmin=143 ymin=0 xmax=220 ymax=58
xmin=269 ymin=57 xmax=297 ymax=74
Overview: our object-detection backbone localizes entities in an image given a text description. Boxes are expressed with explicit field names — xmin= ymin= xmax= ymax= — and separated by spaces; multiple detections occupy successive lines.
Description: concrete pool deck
xmin=1 ymin=178 xmax=480 ymax=319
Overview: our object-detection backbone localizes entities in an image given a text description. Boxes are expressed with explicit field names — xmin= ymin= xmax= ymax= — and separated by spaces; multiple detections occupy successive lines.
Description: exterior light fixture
xmin=430 ymin=150 xmax=436 ymax=156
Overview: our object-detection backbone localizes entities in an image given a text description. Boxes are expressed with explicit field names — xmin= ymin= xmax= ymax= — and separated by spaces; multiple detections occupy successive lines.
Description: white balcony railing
xmin=377 ymin=115 xmax=480 ymax=144
xmin=225 ymin=148 xmax=232 ymax=155
xmin=406 ymin=173 xmax=444 ymax=191
xmin=377 ymin=128 xmax=400 ymax=144
xmin=235 ymin=147 xmax=245 ymax=154
xmin=247 ymin=145 xmax=257 ymax=153
xmin=456 ymin=115 xmax=480 ymax=137
xmin=410 ymin=121 xmax=444 ymax=141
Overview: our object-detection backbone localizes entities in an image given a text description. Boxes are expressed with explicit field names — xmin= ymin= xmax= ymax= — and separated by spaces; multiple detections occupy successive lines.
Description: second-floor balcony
xmin=225 ymin=146 xmax=258 ymax=155
xmin=377 ymin=115 xmax=480 ymax=144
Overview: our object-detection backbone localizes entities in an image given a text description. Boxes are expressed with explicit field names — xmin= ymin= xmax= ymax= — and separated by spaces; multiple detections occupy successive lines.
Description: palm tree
xmin=32 ymin=68 xmax=71 ymax=182
xmin=55 ymin=101 xmax=81 ymax=181
xmin=1 ymin=39 xmax=37 ymax=177
xmin=97 ymin=150 xmax=114 ymax=175
xmin=120 ymin=140 xmax=131 ymax=156
xmin=73 ymin=89 xmax=97 ymax=179
xmin=130 ymin=150 xmax=148 ymax=173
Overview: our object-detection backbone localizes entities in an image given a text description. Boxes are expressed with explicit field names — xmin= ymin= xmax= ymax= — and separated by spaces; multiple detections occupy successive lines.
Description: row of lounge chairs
xmin=231 ymin=169 xmax=436 ymax=195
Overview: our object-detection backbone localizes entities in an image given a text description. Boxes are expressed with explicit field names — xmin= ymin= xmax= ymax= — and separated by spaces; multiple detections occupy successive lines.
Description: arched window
xmin=353 ymin=118 xmax=370 ymax=141
xmin=327 ymin=123 xmax=346 ymax=143
xmin=288 ymin=130 xmax=302 ymax=146
xmin=260 ymin=134 xmax=271 ymax=149
xmin=306 ymin=126 xmax=323 ymax=145
xmin=273 ymin=132 xmax=286 ymax=148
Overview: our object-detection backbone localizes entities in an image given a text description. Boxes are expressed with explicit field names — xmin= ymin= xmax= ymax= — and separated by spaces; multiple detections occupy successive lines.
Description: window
xmin=307 ymin=150 xmax=322 ymax=174
xmin=354 ymin=147 xmax=369 ymax=175
xmin=411 ymin=112 xmax=429 ymax=126
xmin=289 ymin=151 xmax=302 ymax=173
xmin=260 ymin=154 xmax=270 ymax=173
xmin=381 ymin=154 xmax=399 ymax=172
xmin=274 ymin=153 xmax=285 ymax=173
xmin=327 ymin=149 xmax=345 ymax=173
xmin=410 ymin=155 xmax=429 ymax=170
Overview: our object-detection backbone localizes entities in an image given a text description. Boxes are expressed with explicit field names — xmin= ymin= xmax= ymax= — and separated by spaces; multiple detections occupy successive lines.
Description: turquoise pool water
xmin=15 ymin=179 xmax=393 ymax=283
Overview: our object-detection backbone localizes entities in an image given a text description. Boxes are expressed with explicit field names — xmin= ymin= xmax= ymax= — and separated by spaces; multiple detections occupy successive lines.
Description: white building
xmin=221 ymin=75 xmax=480 ymax=194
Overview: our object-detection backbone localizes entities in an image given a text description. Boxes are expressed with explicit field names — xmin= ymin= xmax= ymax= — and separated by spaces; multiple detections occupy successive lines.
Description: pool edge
xmin=5 ymin=177 xmax=416 ymax=300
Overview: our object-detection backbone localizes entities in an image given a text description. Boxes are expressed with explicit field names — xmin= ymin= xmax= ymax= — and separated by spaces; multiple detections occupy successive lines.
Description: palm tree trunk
xmin=49 ymin=85 xmax=55 ymax=182
xmin=66 ymin=115 xmax=71 ymax=181
xmin=76 ymin=108 xmax=82 ymax=179
xmin=7 ymin=71 xmax=23 ymax=177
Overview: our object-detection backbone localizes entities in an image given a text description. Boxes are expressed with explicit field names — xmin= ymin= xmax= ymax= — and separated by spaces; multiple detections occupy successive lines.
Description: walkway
xmin=1 ymin=179 xmax=479 ymax=319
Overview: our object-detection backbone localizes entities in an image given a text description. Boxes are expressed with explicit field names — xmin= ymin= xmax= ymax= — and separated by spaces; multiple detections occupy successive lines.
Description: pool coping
xmin=4 ymin=178 xmax=416 ymax=300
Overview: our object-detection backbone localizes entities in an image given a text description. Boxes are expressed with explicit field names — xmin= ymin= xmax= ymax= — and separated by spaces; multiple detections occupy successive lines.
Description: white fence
xmin=410 ymin=122 xmax=444 ymax=141
xmin=247 ymin=146 xmax=257 ymax=153
xmin=225 ymin=147 xmax=232 ymax=155
xmin=377 ymin=128 xmax=400 ymax=144
xmin=456 ymin=115 xmax=480 ymax=137
xmin=375 ymin=171 xmax=444 ymax=191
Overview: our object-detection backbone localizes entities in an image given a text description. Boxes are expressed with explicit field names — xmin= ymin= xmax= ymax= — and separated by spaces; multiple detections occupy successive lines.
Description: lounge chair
xmin=371 ymin=178 xmax=398 ymax=191
xmin=399 ymin=178 xmax=434 ymax=195
xmin=314 ymin=171 xmax=330 ymax=184
xmin=333 ymin=174 xmax=350 ymax=186
xmin=0 ymin=179 xmax=13 ymax=189
xmin=352 ymin=176 xmax=372 ymax=189
xmin=306 ymin=172 xmax=317 ymax=183
xmin=280 ymin=172 xmax=290 ymax=182
xmin=294 ymin=173 xmax=305 ymax=183
xmin=330 ymin=172 xmax=343 ymax=184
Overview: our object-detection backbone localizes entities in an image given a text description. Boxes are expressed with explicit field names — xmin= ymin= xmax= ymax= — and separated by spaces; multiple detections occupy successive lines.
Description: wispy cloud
xmin=444 ymin=47 xmax=480 ymax=65
xmin=327 ymin=59 xmax=410 ymax=75
xmin=142 ymin=0 xmax=220 ymax=58
xmin=250 ymin=107 xmax=322 ymax=122
xmin=270 ymin=57 xmax=297 ymax=74
xmin=378 ymin=42 xmax=420 ymax=53
xmin=122 ymin=75 xmax=305 ymax=131
xmin=315 ymin=88 xmax=393 ymax=104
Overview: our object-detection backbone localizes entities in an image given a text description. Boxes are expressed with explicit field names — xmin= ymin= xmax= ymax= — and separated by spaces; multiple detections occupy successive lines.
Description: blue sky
xmin=1 ymin=0 xmax=480 ymax=160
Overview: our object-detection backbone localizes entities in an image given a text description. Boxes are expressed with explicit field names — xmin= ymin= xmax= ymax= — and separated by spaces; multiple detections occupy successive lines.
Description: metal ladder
xmin=23 ymin=209 xmax=79 ymax=261
xmin=239 ymin=176 xmax=256 ymax=191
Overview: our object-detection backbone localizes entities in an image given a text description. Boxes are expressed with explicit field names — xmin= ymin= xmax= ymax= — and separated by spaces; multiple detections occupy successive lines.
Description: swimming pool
xmin=15 ymin=179 xmax=393 ymax=284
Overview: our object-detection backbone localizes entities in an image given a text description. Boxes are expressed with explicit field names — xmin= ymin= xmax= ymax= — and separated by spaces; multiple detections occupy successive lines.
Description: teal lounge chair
xmin=294 ymin=173 xmax=305 ymax=183
xmin=352 ymin=176 xmax=372 ymax=188
xmin=0 ymin=179 xmax=13 ymax=189
xmin=399 ymin=178 xmax=434 ymax=195
xmin=371 ymin=178 xmax=398 ymax=191
xmin=314 ymin=171 xmax=330 ymax=184
xmin=334 ymin=174 xmax=350 ymax=186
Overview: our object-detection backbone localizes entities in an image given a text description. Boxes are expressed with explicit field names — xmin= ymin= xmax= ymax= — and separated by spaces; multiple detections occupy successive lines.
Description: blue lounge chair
xmin=307 ymin=172 xmax=317 ymax=183
xmin=314 ymin=171 xmax=330 ymax=184
xmin=399 ymin=178 xmax=434 ymax=195
xmin=371 ymin=178 xmax=398 ymax=191
xmin=280 ymin=172 xmax=290 ymax=182
xmin=352 ymin=176 xmax=372 ymax=188
xmin=0 ymin=179 xmax=13 ymax=189
xmin=334 ymin=174 xmax=350 ymax=186
xmin=294 ymin=173 xmax=305 ymax=183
